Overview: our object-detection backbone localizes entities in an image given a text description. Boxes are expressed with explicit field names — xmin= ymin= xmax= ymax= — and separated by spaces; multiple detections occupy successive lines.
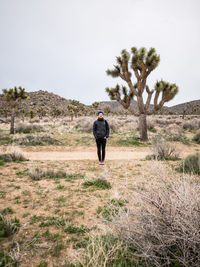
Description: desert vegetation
xmin=0 ymin=92 xmax=200 ymax=266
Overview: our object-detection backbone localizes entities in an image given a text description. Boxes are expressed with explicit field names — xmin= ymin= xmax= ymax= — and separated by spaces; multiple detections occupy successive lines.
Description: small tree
xmin=29 ymin=109 xmax=35 ymax=121
xmin=2 ymin=86 xmax=28 ymax=134
xmin=106 ymin=47 xmax=179 ymax=141
xmin=92 ymin=101 xmax=100 ymax=115
xmin=104 ymin=105 xmax=111 ymax=116
xmin=67 ymin=104 xmax=78 ymax=121
xmin=37 ymin=107 xmax=47 ymax=119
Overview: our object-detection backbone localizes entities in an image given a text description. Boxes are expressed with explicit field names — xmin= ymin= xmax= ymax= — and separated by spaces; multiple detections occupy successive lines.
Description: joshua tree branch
xmin=145 ymin=85 xmax=154 ymax=111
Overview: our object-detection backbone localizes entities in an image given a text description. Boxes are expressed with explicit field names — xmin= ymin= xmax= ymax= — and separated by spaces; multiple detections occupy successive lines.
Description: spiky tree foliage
xmin=37 ymin=107 xmax=47 ymax=119
xmin=106 ymin=47 xmax=178 ymax=141
xmin=67 ymin=104 xmax=78 ymax=121
xmin=69 ymin=100 xmax=84 ymax=117
xmin=92 ymin=101 xmax=100 ymax=115
xmin=104 ymin=105 xmax=111 ymax=116
xmin=2 ymin=86 xmax=28 ymax=134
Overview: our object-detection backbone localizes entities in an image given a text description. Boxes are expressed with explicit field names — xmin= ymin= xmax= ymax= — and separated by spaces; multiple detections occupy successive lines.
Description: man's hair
xmin=97 ymin=111 xmax=104 ymax=115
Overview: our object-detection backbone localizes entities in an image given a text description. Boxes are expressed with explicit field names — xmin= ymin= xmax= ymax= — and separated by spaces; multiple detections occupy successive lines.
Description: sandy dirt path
xmin=23 ymin=144 xmax=199 ymax=161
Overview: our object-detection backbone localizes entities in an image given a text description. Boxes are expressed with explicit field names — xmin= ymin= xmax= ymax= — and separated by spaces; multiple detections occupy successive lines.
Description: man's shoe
xmin=101 ymin=161 xmax=105 ymax=165
xmin=99 ymin=161 xmax=102 ymax=165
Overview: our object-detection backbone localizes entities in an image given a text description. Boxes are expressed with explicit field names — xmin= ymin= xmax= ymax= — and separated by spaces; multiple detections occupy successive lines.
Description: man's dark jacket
xmin=93 ymin=118 xmax=109 ymax=139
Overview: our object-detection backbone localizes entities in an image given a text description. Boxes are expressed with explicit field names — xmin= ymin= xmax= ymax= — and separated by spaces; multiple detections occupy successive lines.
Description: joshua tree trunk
xmin=139 ymin=114 xmax=148 ymax=142
xmin=10 ymin=108 xmax=15 ymax=134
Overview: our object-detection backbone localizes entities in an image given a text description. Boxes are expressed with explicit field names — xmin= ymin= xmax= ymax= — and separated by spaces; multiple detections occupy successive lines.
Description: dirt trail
xmin=23 ymin=145 xmax=198 ymax=161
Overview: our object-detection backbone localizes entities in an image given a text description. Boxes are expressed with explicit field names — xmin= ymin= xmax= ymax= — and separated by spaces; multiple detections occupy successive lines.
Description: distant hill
xmin=99 ymin=99 xmax=200 ymax=115
xmin=0 ymin=89 xmax=199 ymax=116
xmin=0 ymin=90 xmax=87 ymax=115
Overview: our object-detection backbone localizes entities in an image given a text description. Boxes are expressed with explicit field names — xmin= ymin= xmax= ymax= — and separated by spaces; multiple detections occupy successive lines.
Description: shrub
xmin=112 ymin=177 xmax=200 ymax=267
xmin=178 ymin=153 xmax=200 ymax=175
xmin=183 ymin=119 xmax=200 ymax=131
xmin=102 ymin=199 xmax=127 ymax=222
xmin=83 ymin=178 xmax=111 ymax=190
xmin=0 ymin=215 xmax=20 ymax=238
xmin=0 ymin=249 xmax=19 ymax=267
xmin=193 ymin=132 xmax=200 ymax=144
xmin=75 ymin=118 xmax=93 ymax=132
xmin=29 ymin=168 xmax=83 ymax=181
xmin=0 ymin=147 xmax=27 ymax=162
xmin=14 ymin=135 xmax=62 ymax=146
xmin=151 ymin=137 xmax=180 ymax=160
xmin=64 ymin=224 xmax=90 ymax=235
xmin=77 ymin=234 xmax=136 ymax=267
xmin=15 ymin=123 xmax=43 ymax=133
xmin=116 ymin=135 xmax=145 ymax=146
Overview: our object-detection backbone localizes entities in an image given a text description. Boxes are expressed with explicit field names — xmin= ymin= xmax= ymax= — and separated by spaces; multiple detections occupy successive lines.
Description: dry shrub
xmin=15 ymin=123 xmax=43 ymax=133
xmin=74 ymin=117 xmax=93 ymax=132
xmin=178 ymin=153 xmax=200 ymax=175
xmin=78 ymin=233 xmax=134 ymax=267
xmin=151 ymin=137 xmax=180 ymax=160
xmin=0 ymin=146 xmax=27 ymax=162
xmin=111 ymin=176 xmax=200 ymax=267
xmin=183 ymin=119 xmax=200 ymax=130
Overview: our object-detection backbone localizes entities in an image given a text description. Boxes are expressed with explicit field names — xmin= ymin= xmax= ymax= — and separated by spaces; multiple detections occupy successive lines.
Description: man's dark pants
xmin=96 ymin=138 xmax=107 ymax=161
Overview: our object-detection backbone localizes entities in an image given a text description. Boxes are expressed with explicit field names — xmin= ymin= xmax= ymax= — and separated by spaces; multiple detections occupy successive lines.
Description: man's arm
xmin=93 ymin=121 xmax=97 ymax=139
xmin=105 ymin=120 xmax=110 ymax=138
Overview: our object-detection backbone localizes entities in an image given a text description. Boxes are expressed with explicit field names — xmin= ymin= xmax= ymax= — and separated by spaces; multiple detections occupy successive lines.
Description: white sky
xmin=0 ymin=0 xmax=199 ymax=106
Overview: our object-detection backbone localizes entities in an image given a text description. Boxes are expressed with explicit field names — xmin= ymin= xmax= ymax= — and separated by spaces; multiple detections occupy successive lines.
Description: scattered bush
xmin=150 ymin=137 xmax=180 ymax=160
xmin=178 ymin=153 xmax=200 ymax=175
xmin=116 ymin=135 xmax=145 ymax=146
xmin=29 ymin=168 xmax=83 ymax=181
xmin=15 ymin=123 xmax=43 ymax=133
xmin=193 ymin=132 xmax=200 ymax=144
xmin=183 ymin=119 xmax=200 ymax=130
xmin=83 ymin=178 xmax=111 ymax=190
xmin=14 ymin=135 xmax=62 ymax=146
xmin=0 ymin=147 xmax=27 ymax=163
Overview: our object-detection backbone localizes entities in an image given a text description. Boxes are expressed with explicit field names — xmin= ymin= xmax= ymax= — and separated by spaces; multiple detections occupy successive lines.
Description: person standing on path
xmin=93 ymin=111 xmax=110 ymax=165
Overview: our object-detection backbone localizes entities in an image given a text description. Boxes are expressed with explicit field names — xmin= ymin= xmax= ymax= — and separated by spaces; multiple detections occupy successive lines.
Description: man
xmin=93 ymin=111 xmax=110 ymax=165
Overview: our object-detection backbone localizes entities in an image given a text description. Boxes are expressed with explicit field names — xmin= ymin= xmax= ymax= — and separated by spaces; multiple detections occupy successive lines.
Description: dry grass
xmin=109 ymin=174 xmax=200 ymax=267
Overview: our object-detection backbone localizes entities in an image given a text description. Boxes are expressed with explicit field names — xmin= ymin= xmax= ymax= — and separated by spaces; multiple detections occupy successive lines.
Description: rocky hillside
xmin=99 ymin=99 xmax=200 ymax=115
xmin=0 ymin=89 xmax=199 ymax=116
xmin=0 ymin=90 xmax=89 ymax=116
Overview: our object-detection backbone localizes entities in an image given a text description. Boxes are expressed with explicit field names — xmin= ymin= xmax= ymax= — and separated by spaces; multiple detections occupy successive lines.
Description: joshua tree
xmin=67 ymin=104 xmax=78 ymax=121
xmin=37 ymin=107 xmax=47 ymax=119
xmin=106 ymin=47 xmax=179 ymax=141
xmin=103 ymin=105 xmax=111 ymax=116
xmin=2 ymin=86 xmax=28 ymax=134
xmin=69 ymin=100 xmax=84 ymax=117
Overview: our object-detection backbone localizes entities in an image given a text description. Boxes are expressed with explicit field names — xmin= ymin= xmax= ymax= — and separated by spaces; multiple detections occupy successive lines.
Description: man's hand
xmin=104 ymin=137 xmax=107 ymax=139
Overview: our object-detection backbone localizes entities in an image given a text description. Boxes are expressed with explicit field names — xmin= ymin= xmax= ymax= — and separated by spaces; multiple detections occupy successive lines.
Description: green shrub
xmin=193 ymin=132 xmax=200 ymax=144
xmin=77 ymin=234 xmax=137 ymax=267
xmin=0 ymin=151 xmax=27 ymax=163
xmin=116 ymin=136 xmax=144 ymax=146
xmin=102 ymin=199 xmax=127 ymax=222
xmin=1 ymin=207 xmax=14 ymax=215
xmin=29 ymin=168 xmax=83 ymax=181
xmin=178 ymin=153 xmax=200 ymax=175
xmin=0 ymin=215 xmax=20 ymax=238
xmin=0 ymin=250 xmax=19 ymax=267
xmin=64 ymin=224 xmax=90 ymax=236
xmin=83 ymin=178 xmax=111 ymax=190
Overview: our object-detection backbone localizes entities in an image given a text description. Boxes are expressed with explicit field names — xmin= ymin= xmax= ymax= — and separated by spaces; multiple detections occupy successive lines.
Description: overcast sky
xmin=0 ymin=0 xmax=199 ymax=106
